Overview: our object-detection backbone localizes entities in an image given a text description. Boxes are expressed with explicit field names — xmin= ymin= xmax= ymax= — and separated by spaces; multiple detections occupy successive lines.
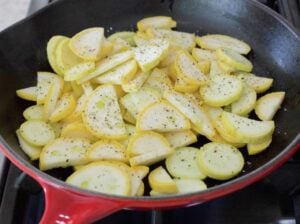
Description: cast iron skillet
xmin=0 ymin=0 xmax=299 ymax=223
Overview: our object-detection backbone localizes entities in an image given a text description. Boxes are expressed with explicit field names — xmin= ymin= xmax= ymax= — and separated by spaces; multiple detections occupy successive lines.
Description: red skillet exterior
xmin=0 ymin=140 xmax=299 ymax=224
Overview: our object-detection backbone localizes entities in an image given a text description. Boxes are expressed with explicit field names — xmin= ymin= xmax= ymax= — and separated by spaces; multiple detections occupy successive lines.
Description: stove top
xmin=0 ymin=0 xmax=299 ymax=224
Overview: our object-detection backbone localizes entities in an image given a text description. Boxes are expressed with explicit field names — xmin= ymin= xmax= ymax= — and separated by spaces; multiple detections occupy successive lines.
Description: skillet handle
xmin=38 ymin=181 xmax=126 ymax=224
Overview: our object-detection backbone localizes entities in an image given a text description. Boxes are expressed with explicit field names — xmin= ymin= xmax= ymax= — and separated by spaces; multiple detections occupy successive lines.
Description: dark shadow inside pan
xmin=0 ymin=0 xmax=299 ymax=196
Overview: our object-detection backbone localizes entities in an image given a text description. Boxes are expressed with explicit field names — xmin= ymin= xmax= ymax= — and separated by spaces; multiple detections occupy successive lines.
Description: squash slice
xmin=46 ymin=35 xmax=66 ymax=75
xmin=197 ymin=142 xmax=244 ymax=180
xmin=82 ymin=85 xmax=127 ymax=140
xmin=66 ymin=161 xmax=130 ymax=196
xmin=16 ymin=129 xmax=42 ymax=160
xmin=87 ymin=140 xmax=127 ymax=163
xmin=236 ymin=72 xmax=273 ymax=93
xmin=16 ymin=86 xmax=37 ymax=101
xmin=164 ymin=90 xmax=215 ymax=138
xmin=136 ymin=101 xmax=191 ymax=132
xmin=196 ymin=34 xmax=251 ymax=54
xmin=69 ymin=27 xmax=105 ymax=61
xmin=137 ymin=16 xmax=176 ymax=31
xmin=148 ymin=166 xmax=178 ymax=193
xmin=39 ymin=137 xmax=91 ymax=171
xmin=166 ymin=147 xmax=206 ymax=179
xmin=19 ymin=120 xmax=55 ymax=147
xmin=199 ymin=74 xmax=243 ymax=107
xmin=78 ymin=50 xmax=133 ymax=83
xmin=255 ymin=92 xmax=285 ymax=121
xmin=174 ymin=51 xmax=208 ymax=86
xmin=221 ymin=111 xmax=275 ymax=143
xmin=120 ymin=87 xmax=162 ymax=118
xmin=93 ymin=59 xmax=137 ymax=85
xmin=216 ymin=48 xmax=253 ymax=72
xmin=164 ymin=130 xmax=197 ymax=148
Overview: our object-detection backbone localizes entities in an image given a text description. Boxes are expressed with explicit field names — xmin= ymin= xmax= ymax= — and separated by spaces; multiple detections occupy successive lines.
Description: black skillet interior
xmin=0 ymin=0 xmax=299 ymax=194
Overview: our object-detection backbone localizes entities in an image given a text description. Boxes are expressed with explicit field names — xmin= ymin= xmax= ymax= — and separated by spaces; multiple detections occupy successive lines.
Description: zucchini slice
xmin=122 ymin=69 xmax=151 ymax=93
xmin=16 ymin=86 xmax=37 ymax=101
xmin=164 ymin=130 xmax=197 ymax=148
xmin=136 ymin=101 xmax=191 ymax=132
xmin=19 ymin=120 xmax=55 ymax=147
xmin=93 ymin=59 xmax=137 ymax=85
xmin=23 ymin=105 xmax=45 ymax=121
xmin=221 ymin=111 xmax=275 ymax=143
xmin=16 ymin=129 xmax=42 ymax=160
xmin=49 ymin=92 xmax=76 ymax=122
xmin=148 ymin=166 xmax=178 ymax=193
xmin=175 ymin=51 xmax=208 ymax=86
xmin=174 ymin=178 xmax=207 ymax=194
xmin=39 ymin=137 xmax=91 ymax=171
xmin=82 ymin=85 xmax=127 ymax=140
xmin=197 ymin=142 xmax=244 ymax=180
xmin=255 ymin=92 xmax=285 ymax=121
xmin=166 ymin=147 xmax=206 ymax=179
xmin=231 ymin=84 xmax=257 ymax=116
xmin=196 ymin=34 xmax=251 ymax=54
xmin=137 ymin=16 xmax=176 ymax=31
xmin=66 ymin=161 xmax=130 ymax=196
xmin=78 ymin=50 xmax=133 ymax=83
xmin=87 ymin=140 xmax=127 ymax=163
xmin=164 ymin=90 xmax=215 ymax=138
xmin=69 ymin=27 xmax=105 ymax=61
xmin=200 ymin=74 xmax=243 ymax=107
xmin=216 ymin=48 xmax=253 ymax=72
xmin=236 ymin=72 xmax=273 ymax=93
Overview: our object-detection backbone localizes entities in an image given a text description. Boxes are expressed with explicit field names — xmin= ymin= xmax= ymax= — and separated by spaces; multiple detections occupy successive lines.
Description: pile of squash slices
xmin=16 ymin=16 xmax=285 ymax=196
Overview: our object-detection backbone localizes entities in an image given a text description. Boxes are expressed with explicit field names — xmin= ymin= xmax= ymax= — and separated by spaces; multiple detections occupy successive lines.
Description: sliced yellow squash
xmin=196 ymin=34 xmax=251 ymax=54
xmin=216 ymin=48 xmax=253 ymax=72
xmin=93 ymin=59 xmax=137 ymax=85
xmin=23 ymin=105 xmax=46 ymax=121
xmin=199 ymin=74 xmax=243 ymax=107
xmin=87 ymin=140 xmax=127 ymax=163
xmin=137 ymin=16 xmax=176 ymax=31
xmin=174 ymin=179 xmax=207 ymax=194
xmin=134 ymin=38 xmax=169 ymax=72
xmin=255 ymin=92 xmax=285 ymax=121
xmin=236 ymin=72 xmax=273 ymax=93
xmin=82 ymin=85 xmax=127 ymax=140
xmin=136 ymin=101 xmax=191 ymax=132
xmin=121 ymin=69 xmax=151 ymax=92
xmin=164 ymin=90 xmax=215 ymax=138
xmin=69 ymin=27 xmax=105 ymax=61
xmin=166 ymin=147 xmax=206 ymax=179
xmin=163 ymin=130 xmax=197 ymax=148
xmin=39 ymin=137 xmax=91 ymax=171
xmin=148 ymin=166 xmax=178 ymax=193
xmin=46 ymin=35 xmax=67 ymax=76
xmin=16 ymin=86 xmax=37 ymax=101
xmin=197 ymin=142 xmax=244 ymax=180
xmin=49 ymin=92 xmax=76 ymax=122
xmin=44 ymin=77 xmax=64 ymax=119
xmin=64 ymin=61 xmax=95 ymax=81
xmin=120 ymin=87 xmax=162 ymax=118
xmin=19 ymin=120 xmax=55 ymax=147
xmin=66 ymin=161 xmax=130 ymax=196
xmin=61 ymin=121 xmax=98 ymax=142
xmin=16 ymin=129 xmax=42 ymax=160
xmin=221 ymin=111 xmax=275 ymax=143
xmin=231 ymin=84 xmax=257 ymax=116
xmin=174 ymin=50 xmax=208 ymax=85
xmin=247 ymin=135 xmax=272 ymax=155
xmin=78 ymin=50 xmax=133 ymax=83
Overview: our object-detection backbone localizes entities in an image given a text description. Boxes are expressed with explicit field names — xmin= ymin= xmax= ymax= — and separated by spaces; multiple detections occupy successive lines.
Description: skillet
xmin=0 ymin=0 xmax=299 ymax=223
